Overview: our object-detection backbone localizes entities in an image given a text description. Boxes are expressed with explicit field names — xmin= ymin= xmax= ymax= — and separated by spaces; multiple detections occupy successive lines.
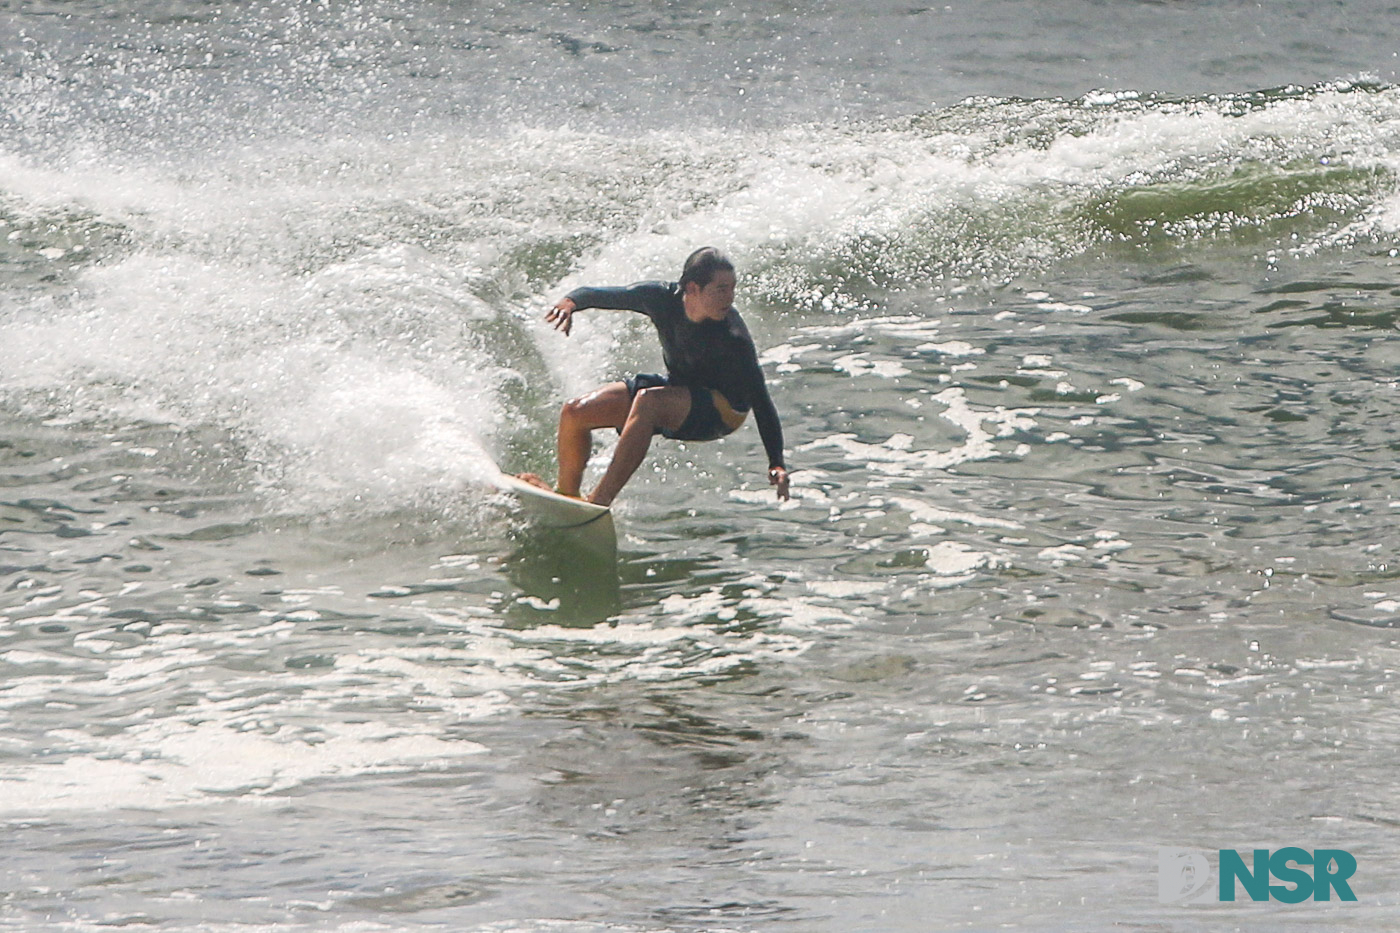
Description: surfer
xmin=520 ymin=247 xmax=790 ymax=507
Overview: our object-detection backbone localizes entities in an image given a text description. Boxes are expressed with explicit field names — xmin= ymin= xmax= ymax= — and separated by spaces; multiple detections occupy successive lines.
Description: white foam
xmin=804 ymin=580 xmax=888 ymax=598
xmin=0 ymin=720 xmax=486 ymax=814
xmin=833 ymin=353 xmax=911 ymax=378
xmin=728 ymin=486 xmax=813 ymax=507
xmin=799 ymin=387 xmax=1038 ymax=476
xmin=761 ymin=342 xmax=822 ymax=374
xmin=0 ymin=249 xmax=505 ymax=513
xmin=867 ymin=317 xmax=947 ymax=340
xmin=916 ymin=340 xmax=984 ymax=357
xmin=890 ymin=496 xmax=1024 ymax=531
xmin=924 ymin=541 xmax=999 ymax=577
xmin=0 ymin=650 xmax=85 ymax=668
xmin=1039 ymin=544 xmax=1089 ymax=564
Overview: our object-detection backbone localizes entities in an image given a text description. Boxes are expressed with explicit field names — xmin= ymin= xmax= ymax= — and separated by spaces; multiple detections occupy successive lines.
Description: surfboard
xmin=493 ymin=471 xmax=613 ymax=530
xmin=493 ymin=471 xmax=617 ymax=606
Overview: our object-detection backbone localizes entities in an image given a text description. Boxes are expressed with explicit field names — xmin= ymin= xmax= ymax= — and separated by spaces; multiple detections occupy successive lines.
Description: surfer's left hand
xmin=769 ymin=466 xmax=790 ymax=501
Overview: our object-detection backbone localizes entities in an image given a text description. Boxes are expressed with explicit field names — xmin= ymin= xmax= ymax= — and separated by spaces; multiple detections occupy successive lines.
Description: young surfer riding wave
xmin=519 ymin=247 xmax=790 ymax=507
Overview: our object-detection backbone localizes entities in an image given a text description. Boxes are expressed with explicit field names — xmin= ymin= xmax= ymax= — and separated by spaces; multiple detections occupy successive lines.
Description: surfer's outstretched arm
xmin=545 ymin=282 xmax=674 ymax=336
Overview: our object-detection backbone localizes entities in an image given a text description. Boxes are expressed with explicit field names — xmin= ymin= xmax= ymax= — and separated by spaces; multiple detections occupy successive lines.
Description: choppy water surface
xmin=4 ymin=2 xmax=1400 ymax=930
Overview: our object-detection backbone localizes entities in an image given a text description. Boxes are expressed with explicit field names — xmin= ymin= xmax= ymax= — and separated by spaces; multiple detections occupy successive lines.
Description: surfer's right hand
xmin=546 ymin=298 xmax=576 ymax=335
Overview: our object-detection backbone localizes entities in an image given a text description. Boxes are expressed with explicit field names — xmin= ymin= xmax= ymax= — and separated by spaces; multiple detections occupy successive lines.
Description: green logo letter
xmin=1269 ymin=848 xmax=1314 ymax=904
xmin=1219 ymin=849 xmax=1270 ymax=902
xmin=1313 ymin=849 xmax=1358 ymax=902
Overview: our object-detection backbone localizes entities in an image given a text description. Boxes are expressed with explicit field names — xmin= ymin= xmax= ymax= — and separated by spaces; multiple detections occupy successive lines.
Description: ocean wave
xmin=3 ymin=82 xmax=1400 ymax=514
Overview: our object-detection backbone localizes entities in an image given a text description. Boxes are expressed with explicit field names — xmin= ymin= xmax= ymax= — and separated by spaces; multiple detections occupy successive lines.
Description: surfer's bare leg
xmin=589 ymin=386 xmax=690 ymax=507
xmin=555 ymin=381 xmax=632 ymax=497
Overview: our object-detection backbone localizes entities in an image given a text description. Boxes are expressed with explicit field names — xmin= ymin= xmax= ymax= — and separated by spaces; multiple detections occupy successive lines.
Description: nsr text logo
xmin=1159 ymin=848 xmax=1358 ymax=904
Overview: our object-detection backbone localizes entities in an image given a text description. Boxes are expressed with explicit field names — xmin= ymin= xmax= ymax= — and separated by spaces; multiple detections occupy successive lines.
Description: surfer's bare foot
xmin=516 ymin=473 xmax=553 ymax=492
xmin=516 ymin=473 xmax=591 ymax=501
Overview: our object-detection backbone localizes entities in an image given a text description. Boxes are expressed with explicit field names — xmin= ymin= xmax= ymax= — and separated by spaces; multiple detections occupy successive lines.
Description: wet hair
xmin=679 ymin=247 xmax=735 ymax=290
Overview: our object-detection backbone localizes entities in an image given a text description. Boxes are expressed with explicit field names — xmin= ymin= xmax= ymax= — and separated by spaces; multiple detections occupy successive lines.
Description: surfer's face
xmin=687 ymin=270 xmax=736 ymax=320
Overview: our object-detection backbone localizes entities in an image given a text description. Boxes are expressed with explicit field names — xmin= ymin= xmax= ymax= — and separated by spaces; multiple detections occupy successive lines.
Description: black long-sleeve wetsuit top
xmin=565 ymin=280 xmax=786 ymax=469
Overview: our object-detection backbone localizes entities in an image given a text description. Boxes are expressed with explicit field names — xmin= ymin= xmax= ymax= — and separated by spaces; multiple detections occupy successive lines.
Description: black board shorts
xmin=625 ymin=373 xmax=747 ymax=442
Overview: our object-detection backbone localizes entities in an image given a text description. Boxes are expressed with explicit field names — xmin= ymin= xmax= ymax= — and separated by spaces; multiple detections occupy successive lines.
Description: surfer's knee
xmin=561 ymin=395 xmax=589 ymax=422
xmin=561 ymin=393 xmax=607 ymax=427
xmin=630 ymin=386 xmax=667 ymax=423
xmin=563 ymin=382 xmax=631 ymax=429
xmin=630 ymin=386 xmax=689 ymax=433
